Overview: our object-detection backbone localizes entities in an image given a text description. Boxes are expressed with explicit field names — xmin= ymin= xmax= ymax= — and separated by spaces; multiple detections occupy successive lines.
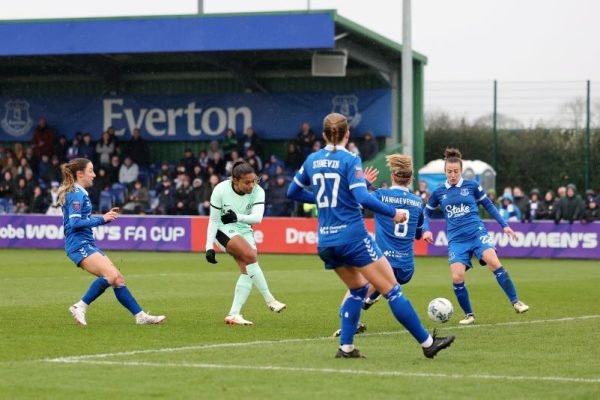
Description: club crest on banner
xmin=331 ymin=95 xmax=362 ymax=128
xmin=1 ymin=100 xmax=33 ymax=138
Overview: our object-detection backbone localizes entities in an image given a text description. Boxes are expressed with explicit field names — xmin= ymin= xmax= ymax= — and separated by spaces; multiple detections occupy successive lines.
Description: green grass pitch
xmin=1 ymin=248 xmax=599 ymax=399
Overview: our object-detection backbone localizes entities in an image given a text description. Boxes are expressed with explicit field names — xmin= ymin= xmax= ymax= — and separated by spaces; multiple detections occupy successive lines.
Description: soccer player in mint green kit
xmin=422 ymin=147 xmax=529 ymax=325
xmin=205 ymin=159 xmax=286 ymax=325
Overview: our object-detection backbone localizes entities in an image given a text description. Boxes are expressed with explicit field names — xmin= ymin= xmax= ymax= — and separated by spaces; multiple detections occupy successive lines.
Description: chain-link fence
xmin=423 ymin=81 xmax=600 ymax=193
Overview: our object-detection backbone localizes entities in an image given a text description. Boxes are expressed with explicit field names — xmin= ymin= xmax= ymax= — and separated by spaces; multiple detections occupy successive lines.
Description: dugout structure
xmin=0 ymin=10 xmax=426 ymax=169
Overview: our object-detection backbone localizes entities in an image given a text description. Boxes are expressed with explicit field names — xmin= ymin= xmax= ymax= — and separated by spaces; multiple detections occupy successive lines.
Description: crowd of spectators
xmin=1 ymin=117 xmax=598 ymax=223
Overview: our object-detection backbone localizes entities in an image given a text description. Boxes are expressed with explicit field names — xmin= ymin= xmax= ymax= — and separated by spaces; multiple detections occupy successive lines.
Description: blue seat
xmin=111 ymin=183 xmax=127 ymax=206
xmin=98 ymin=191 xmax=113 ymax=213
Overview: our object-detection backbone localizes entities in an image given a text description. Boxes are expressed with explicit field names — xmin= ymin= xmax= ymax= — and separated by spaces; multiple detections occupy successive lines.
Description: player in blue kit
xmin=288 ymin=112 xmax=454 ymax=359
xmin=332 ymin=154 xmax=425 ymax=336
xmin=59 ymin=158 xmax=166 ymax=326
xmin=422 ymin=148 xmax=529 ymax=325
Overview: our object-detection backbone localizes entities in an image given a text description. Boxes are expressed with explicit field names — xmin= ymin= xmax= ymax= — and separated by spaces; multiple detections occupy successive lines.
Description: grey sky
xmin=1 ymin=0 xmax=598 ymax=81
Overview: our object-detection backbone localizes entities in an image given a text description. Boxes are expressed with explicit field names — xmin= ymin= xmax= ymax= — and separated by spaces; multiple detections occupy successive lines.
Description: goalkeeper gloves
xmin=221 ymin=209 xmax=238 ymax=224
xmin=205 ymin=249 xmax=217 ymax=264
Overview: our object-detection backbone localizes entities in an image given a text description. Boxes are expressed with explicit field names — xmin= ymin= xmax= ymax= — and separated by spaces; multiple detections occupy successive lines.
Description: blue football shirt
xmin=62 ymin=184 xmax=104 ymax=252
xmin=293 ymin=144 xmax=369 ymax=246
xmin=372 ymin=186 xmax=423 ymax=269
xmin=424 ymin=178 xmax=488 ymax=242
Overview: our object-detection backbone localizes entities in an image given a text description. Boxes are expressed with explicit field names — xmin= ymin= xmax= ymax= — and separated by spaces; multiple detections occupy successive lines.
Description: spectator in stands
xmin=31 ymin=118 xmax=56 ymax=159
xmin=96 ymin=131 xmax=115 ymax=167
xmin=2 ymin=156 xmax=18 ymax=178
xmin=557 ymin=185 xmax=566 ymax=199
xmin=201 ymin=174 xmax=220 ymax=216
xmin=190 ymin=164 xmax=206 ymax=183
xmin=90 ymin=167 xmax=111 ymax=203
xmin=245 ymin=147 xmax=262 ymax=173
xmin=122 ymin=180 xmax=150 ymax=214
xmin=42 ymin=155 xmax=62 ymax=185
xmin=207 ymin=140 xmax=224 ymax=161
xmin=54 ymin=135 xmax=69 ymax=163
xmin=555 ymin=183 xmax=583 ymax=224
xmin=106 ymin=155 xmax=121 ymax=184
xmin=197 ymin=150 xmax=210 ymax=169
xmin=285 ymin=142 xmax=303 ymax=172
xmin=106 ymin=126 xmax=121 ymax=154
xmin=78 ymin=133 xmax=96 ymax=161
xmin=264 ymin=154 xmax=285 ymax=178
xmin=173 ymin=175 xmax=193 ymax=215
xmin=222 ymin=128 xmax=238 ymax=161
xmin=209 ymin=152 xmax=226 ymax=178
xmin=173 ymin=163 xmax=188 ymax=189
xmin=359 ymin=131 xmax=379 ymax=161
xmin=191 ymin=178 xmax=205 ymax=215
xmin=66 ymin=138 xmax=80 ymax=161
xmin=181 ymin=148 xmax=197 ymax=175
xmin=538 ymin=190 xmax=559 ymax=220
xmin=118 ymin=156 xmax=139 ymax=187
xmin=416 ymin=180 xmax=431 ymax=204
xmin=581 ymin=196 xmax=600 ymax=223
xmin=13 ymin=142 xmax=25 ymax=162
xmin=524 ymin=189 xmax=542 ymax=222
xmin=13 ymin=177 xmax=31 ymax=214
xmin=240 ymin=126 xmax=262 ymax=158
xmin=156 ymin=161 xmax=175 ymax=182
xmin=30 ymin=186 xmax=47 ymax=214
xmin=155 ymin=178 xmax=175 ymax=215
xmin=46 ymin=181 xmax=62 ymax=216
xmin=124 ymin=128 xmax=149 ymax=167
xmin=584 ymin=189 xmax=598 ymax=205
xmin=347 ymin=142 xmax=360 ymax=156
xmin=512 ymin=186 xmax=528 ymax=221
xmin=498 ymin=194 xmax=521 ymax=222
xmin=295 ymin=122 xmax=316 ymax=158
xmin=0 ymin=170 xmax=14 ymax=202
xmin=38 ymin=154 xmax=50 ymax=182
xmin=225 ymin=150 xmax=242 ymax=177
xmin=23 ymin=168 xmax=37 ymax=196
xmin=266 ymin=175 xmax=293 ymax=217
xmin=311 ymin=140 xmax=322 ymax=153
xmin=16 ymin=157 xmax=31 ymax=179
xmin=24 ymin=146 xmax=38 ymax=176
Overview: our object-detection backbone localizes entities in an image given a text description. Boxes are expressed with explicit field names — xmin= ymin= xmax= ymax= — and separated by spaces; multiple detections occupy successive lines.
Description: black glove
xmin=205 ymin=249 xmax=217 ymax=264
xmin=221 ymin=209 xmax=238 ymax=224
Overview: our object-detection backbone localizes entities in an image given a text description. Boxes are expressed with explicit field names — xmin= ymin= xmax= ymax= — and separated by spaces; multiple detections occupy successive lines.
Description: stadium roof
xmin=0 ymin=10 xmax=426 ymax=86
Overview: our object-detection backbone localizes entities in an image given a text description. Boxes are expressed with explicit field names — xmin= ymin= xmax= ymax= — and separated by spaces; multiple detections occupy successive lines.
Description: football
xmin=427 ymin=298 xmax=454 ymax=323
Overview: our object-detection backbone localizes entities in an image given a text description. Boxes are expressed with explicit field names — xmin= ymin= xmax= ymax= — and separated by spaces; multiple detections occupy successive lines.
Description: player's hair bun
xmin=444 ymin=147 xmax=462 ymax=160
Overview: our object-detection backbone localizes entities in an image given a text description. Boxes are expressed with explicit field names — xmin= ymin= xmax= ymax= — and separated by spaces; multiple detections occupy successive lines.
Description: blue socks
xmin=453 ymin=282 xmax=473 ymax=315
xmin=494 ymin=266 xmax=518 ymax=303
xmin=385 ymin=284 xmax=429 ymax=344
xmin=81 ymin=277 xmax=111 ymax=305
xmin=339 ymin=285 xmax=369 ymax=345
xmin=113 ymin=286 xmax=143 ymax=315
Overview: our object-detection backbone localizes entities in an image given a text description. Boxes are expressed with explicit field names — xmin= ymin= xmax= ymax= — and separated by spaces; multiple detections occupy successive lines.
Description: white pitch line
xmin=45 ymin=314 xmax=600 ymax=363
xmin=48 ymin=359 xmax=600 ymax=384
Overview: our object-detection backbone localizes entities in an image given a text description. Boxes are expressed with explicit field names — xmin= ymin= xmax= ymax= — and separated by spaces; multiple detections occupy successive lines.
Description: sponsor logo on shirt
xmin=73 ymin=202 xmax=80 ymax=211
xmin=445 ymin=203 xmax=470 ymax=218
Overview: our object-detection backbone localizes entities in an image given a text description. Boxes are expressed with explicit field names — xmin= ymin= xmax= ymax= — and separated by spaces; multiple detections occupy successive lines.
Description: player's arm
xmin=67 ymin=195 xmax=109 ymax=229
xmin=205 ymin=189 xmax=222 ymax=264
xmin=236 ymin=203 xmax=265 ymax=225
xmin=476 ymin=186 xmax=508 ymax=229
xmin=415 ymin=211 xmax=424 ymax=240
xmin=352 ymin=184 xmax=396 ymax=217
xmin=287 ymin=166 xmax=316 ymax=204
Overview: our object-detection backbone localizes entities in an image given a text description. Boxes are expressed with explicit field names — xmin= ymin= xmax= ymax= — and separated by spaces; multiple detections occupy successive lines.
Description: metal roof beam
xmin=336 ymin=38 xmax=392 ymax=83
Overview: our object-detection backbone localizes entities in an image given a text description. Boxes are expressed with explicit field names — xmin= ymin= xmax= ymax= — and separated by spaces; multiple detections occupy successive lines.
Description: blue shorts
xmin=67 ymin=243 xmax=105 ymax=267
xmin=318 ymin=235 xmax=383 ymax=270
xmin=391 ymin=266 xmax=415 ymax=285
xmin=448 ymin=231 xmax=495 ymax=269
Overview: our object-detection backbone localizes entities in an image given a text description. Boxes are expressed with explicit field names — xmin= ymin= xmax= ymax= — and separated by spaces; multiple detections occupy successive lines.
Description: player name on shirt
xmin=312 ymin=159 xmax=340 ymax=169
xmin=380 ymin=195 xmax=423 ymax=208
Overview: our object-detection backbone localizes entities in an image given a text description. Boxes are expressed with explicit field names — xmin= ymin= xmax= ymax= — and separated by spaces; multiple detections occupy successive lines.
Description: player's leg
xmin=450 ymin=262 xmax=475 ymax=324
xmin=360 ymin=257 xmax=455 ymax=358
xmin=333 ymin=289 xmax=368 ymax=337
xmin=480 ymin=248 xmax=529 ymax=313
xmin=333 ymin=266 xmax=369 ymax=358
xmin=80 ymin=252 xmax=165 ymax=325
xmin=227 ymin=233 xmax=286 ymax=313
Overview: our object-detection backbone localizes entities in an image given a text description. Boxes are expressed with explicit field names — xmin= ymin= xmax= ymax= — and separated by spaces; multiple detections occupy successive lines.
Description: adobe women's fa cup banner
xmin=0 ymin=89 xmax=391 ymax=141
xmin=0 ymin=215 xmax=599 ymax=259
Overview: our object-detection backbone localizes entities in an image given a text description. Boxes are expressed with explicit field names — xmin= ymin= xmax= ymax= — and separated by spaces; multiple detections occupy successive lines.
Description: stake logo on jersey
xmin=372 ymin=186 xmax=423 ymax=269
xmin=425 ymin=178 xmax=488 ymax=241
xmin=293 ymin=145 xmax=369 ymax=246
